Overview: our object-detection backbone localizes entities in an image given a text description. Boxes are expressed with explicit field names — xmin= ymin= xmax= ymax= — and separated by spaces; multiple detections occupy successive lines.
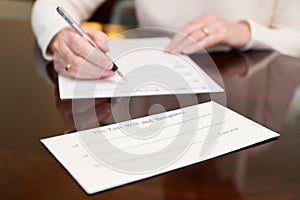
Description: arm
xmin=31 ymin=0 xmax=106 ymax=60
xmin=166 ymin=0 xmax=300 ymax=58
xmin=244 ymin=0 xmax=300 ymax=57
xmin=31 ymin=0 xmax=116 ymax=79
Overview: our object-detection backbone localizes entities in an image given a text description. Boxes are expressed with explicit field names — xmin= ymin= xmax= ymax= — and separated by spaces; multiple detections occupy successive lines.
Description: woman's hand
xmin=49 ymin=27 xmax=115 ymax=79
xmin=166 ymin=14 xmax=251 ymax=54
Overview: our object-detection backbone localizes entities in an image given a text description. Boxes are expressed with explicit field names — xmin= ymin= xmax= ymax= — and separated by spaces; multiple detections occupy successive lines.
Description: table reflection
xmin=172 ymin=51 xmax=300 ymax=199
xmin=34 ymin=49 xmax=300 ymax=134
xmin=33 ymin=47 xmax=300 ymax=199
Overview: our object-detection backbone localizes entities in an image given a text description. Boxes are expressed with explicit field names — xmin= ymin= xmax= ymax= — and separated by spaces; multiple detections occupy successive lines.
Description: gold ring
xmin=65 ymin=63 xmax=71 ymax=72
xmin=201 ymin=27 xmax=209 ymax=36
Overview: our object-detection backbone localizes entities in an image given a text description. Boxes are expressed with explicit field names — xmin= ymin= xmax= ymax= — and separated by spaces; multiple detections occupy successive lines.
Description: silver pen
xmin=56 ymin=6 xmax=126 ymax=80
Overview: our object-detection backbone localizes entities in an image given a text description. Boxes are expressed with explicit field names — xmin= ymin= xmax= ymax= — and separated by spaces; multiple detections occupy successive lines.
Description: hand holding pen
xmin=48 ymin=6 xmax=125 ymax=80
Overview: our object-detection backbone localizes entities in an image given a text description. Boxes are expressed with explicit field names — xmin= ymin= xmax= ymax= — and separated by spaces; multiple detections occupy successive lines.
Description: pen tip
xmin=116 ymin=71 xmax=127 ymax=82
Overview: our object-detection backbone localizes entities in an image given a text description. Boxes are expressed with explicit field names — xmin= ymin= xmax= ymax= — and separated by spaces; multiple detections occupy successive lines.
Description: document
xmin=58 ymin=37 xmax=223 ymax=99
xmin=41 ymin=101 xmax=279 ymax=194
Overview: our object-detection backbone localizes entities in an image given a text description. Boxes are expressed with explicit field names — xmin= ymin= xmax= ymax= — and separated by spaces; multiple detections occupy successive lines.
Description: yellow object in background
xmin=81 ymin=22 xmax=128 ymax=39
xmin=81 ymin=22 xmax=103 ymax=31
xmin=104 ymin=24 xmax=128 ymax=39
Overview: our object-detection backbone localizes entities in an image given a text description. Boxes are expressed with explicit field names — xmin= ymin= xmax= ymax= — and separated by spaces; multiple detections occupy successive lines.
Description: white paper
xmin=58 ymin=37 xmax=223 ymax=99
xmin=41 ymin=101 xmax=279 ymax=194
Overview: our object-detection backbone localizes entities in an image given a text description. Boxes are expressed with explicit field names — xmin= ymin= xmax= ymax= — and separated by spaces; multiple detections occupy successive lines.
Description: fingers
xmin=65 ymin=31 xmax=112 ymax=69
xmin=166 ymin=26 xmax=217 ymax=55
xmin=166 ymin=14 xmax=231 ymax=54
xmin=169 ymin=28 xmax=207 ymax=54
xmin=83 ymin=27 xmax=109 ymax=53
xmin=182 ymin=34 xmax=219 ymax=54
xmin=50 ymin=27 xmax=115 ymax=79
xmin=165 ymin=24 xmax=202 ymax=53
xmin=182 ymin=26 xmax=222 ymax=54
xmin=166 ymin=14 xmax=211 ymax=53
xmin=54 ymin=56 xmax=115 ymax=80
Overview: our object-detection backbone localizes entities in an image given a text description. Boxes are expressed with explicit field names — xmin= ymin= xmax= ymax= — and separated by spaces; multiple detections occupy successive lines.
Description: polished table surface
xmin=1 ymin=18 xmax=300 ymax=200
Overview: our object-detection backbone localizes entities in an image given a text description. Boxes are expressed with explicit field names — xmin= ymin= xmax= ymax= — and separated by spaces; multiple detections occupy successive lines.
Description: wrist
xmin=236 ymin=21 xmax=251 ymax=48
xmin=48 ymin=37 xmax=57 ymax=56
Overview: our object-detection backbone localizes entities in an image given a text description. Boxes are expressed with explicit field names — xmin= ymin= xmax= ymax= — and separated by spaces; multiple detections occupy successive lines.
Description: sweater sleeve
xmin=31 ymin=0 xmax=106 ymax=61
xmin=243 ymin=0 xmax=300 ymax=57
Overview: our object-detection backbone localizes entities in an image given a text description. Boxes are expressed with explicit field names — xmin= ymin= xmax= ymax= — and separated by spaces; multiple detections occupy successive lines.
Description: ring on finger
xmin=201 ymin=27 xmax=210 ymax=36
xmin=65 ymin=63 xmax=71 ymax=73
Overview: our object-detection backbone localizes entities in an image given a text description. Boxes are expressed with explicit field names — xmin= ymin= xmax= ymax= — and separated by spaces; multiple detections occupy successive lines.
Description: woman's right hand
xmin=49 ymin=26 xmax=115 ymax=79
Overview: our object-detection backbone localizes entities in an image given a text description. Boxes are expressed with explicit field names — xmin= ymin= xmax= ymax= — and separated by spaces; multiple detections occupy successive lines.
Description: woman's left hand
xmin=166 ymin=14 xmax=251 ymax=54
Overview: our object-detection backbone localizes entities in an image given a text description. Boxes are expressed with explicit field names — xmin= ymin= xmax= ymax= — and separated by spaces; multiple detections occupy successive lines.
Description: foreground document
xmin=41 ymin=101 xmax=279 ymax=194
xmin=59 ymin=37 xmax=223 ymax=99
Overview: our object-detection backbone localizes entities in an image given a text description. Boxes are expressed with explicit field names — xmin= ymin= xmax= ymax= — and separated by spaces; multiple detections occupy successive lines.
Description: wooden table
xmin=1 ymin=18 xmax=300 ymax=200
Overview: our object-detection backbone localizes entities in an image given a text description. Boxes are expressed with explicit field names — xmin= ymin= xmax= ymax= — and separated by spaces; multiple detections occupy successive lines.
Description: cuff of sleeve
xmin=37 ymin=23 xmax=68 ymax=61
xmin=31 ymin=1 xmax=80 ymax=61
xmin=239 ymin=19 xmax=273 ymax=51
